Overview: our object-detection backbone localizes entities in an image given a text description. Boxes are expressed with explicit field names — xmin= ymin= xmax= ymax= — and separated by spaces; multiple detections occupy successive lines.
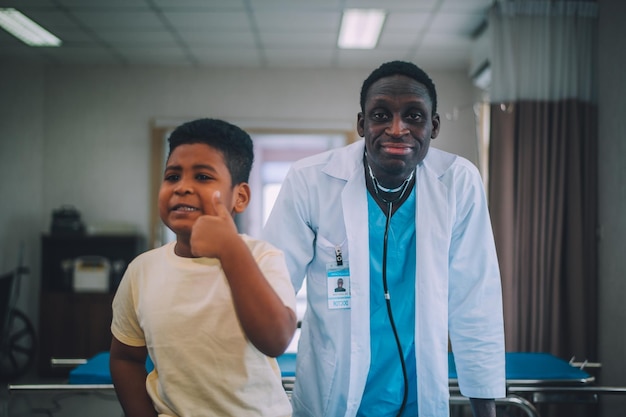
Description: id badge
xmin=327 ymin=262 xmax=350 ymax=310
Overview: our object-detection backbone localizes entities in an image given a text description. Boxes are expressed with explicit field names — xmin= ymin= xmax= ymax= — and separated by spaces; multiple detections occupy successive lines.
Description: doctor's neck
xmin=364 ymin=152 xmax=415 ymax=208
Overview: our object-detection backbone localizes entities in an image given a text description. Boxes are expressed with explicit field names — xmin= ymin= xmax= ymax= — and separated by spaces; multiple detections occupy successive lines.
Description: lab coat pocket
xmin=315 ymin=235 xmax=347 ymax=261
xmin=293 ymin=328 xmax=340 ymax=416
xmin=313 ymin=235 xmax=347 ymax=278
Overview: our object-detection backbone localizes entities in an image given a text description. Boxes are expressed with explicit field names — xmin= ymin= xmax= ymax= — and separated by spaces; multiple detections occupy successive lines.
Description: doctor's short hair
xmin=359 ymin=60 xmax=438 ymax=115
xmin=167 ymin=118 xmax=254 ymax=185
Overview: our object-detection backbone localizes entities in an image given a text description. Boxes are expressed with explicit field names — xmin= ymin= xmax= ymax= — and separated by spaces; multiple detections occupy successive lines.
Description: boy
xmin=110 ymin=118 xmax=297 ymax=417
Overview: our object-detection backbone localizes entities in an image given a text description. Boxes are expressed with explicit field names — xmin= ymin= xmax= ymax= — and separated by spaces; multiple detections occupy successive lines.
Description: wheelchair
xmin=0 ymin=262 xmax=37 ymax=381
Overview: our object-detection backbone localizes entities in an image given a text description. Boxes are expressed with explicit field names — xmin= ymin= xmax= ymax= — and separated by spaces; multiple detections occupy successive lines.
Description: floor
xmin=2 ymin=368 xmax=123 ymax=417
xmin=3 ymin=388 xmax=122 ymax=417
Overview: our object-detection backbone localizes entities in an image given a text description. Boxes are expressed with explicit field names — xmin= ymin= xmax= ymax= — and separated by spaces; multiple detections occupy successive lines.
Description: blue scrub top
xmin=357 ymin=189 xmax=417 ymax=417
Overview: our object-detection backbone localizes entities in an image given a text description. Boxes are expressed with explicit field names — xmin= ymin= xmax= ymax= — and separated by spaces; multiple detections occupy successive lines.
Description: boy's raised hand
xmin=190 ymin=191 xmax=239 ymax=259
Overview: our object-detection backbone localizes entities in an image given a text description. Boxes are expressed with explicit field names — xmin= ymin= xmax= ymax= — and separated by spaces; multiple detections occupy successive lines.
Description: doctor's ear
xmin=431 ymin=113 xmax=441 ymax=139
xmin=357 ymin=112 xmax=365 ymax=137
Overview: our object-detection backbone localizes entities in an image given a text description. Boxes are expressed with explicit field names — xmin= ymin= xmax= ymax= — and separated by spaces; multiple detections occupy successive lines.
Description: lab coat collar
xmin=321 ymin=140 xmax=365 ymax=181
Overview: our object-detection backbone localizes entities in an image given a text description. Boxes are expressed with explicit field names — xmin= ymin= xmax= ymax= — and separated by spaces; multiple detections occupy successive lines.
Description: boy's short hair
xmin=167 ymin=118 xmax=254 ymax=185
xmin=359 ymin=60 xmax=438 ymax=115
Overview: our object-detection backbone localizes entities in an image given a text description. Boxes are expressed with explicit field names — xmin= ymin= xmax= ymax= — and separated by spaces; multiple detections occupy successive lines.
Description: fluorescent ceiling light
xmin=338 ymin=9 xmax=386 ymax=49
xmin=0 ymin=8 xmax=61 ymax=47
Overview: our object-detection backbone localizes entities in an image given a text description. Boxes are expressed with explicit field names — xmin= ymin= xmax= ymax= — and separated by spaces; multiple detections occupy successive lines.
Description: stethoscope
xmin=366 ymin=156 xmax=414 ymax=417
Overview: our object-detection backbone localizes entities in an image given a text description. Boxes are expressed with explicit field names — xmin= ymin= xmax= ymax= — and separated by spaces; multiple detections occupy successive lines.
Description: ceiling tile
xmin=17 ymin=10 xmax=79 ymax=31
xmin=45 ymin=28 xmax=94 ymax=43
xmin=384 ymin=11 xmax=431 ymax=30
xmin=420 ymin=33 xmax=474 ymax=49
xmin=344 ymin=0 xmax=437 ymax=10
xmin=0 ymin=28 xmax=20 ymax=44
xmin=249 ymin=0 xmax=342 ymax=10
xmin=429 ymin=12 xmax=485 ymax=36
xmin=151 ymin=0 xmax=246 ymax=9
xmin=260 ymin=31 xmax=336 ymax=47
xmin=163 ymin=10 xmax=250 ymax=30
xmin=117 ymin=45 xmax=189 ymax=61
xmin=378 ymin=32 xmax=421 ymax=49
xmin=264 ymin=47 xmax=335 ymax=66
xmin=254 ymin=11 xmax=340 ymax=32
xmin=0 ymin=0 xmax=59 ymax=6
xmin=177 ymin=30 xmax=256 ymax=47
xmin=43 ymin=45 xmax=126 ymax=64
xmin=440 ymin=0 xmax=493 ymax=12
xmin=71 ymin=10 xmax=164 ymax=29
xmin=57 ymin=0 xmax=147 ymax=6
xmin=194 ymin=56 xmax=263 ymax=67
xmin=97 ymin=30 xmax=179 ymax=45
xmin=190 ymin=46 xmax=259 ymax=60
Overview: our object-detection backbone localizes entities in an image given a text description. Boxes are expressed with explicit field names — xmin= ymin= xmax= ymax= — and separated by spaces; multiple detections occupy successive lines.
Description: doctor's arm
xmin=448 ymin=167 xmax=506 ymax=404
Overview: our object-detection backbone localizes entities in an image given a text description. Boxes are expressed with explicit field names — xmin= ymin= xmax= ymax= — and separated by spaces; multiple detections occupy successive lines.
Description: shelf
xmin=40 ymin=234 xmax=141 ymax=293
xmin=38 ymin=234 xmax=142 ymax=376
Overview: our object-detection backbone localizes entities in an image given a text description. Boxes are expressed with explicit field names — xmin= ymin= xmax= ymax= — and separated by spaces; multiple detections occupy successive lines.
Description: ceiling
xmin=0 ymin=0 xmax=493 ymax=72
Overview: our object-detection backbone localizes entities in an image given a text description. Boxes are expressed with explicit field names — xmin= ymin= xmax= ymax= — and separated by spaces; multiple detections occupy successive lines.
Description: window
xmin=244 ymin=132 xmax=347 ymax=238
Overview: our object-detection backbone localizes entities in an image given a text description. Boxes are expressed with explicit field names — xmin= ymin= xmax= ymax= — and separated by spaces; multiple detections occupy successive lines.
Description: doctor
xmin=263 ymin=61 xmax=505 ymax=417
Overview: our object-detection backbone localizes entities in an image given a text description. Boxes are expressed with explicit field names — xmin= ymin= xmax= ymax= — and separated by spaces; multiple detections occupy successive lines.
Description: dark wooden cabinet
xmin=38 ymin=234 xmax=142 ymax=376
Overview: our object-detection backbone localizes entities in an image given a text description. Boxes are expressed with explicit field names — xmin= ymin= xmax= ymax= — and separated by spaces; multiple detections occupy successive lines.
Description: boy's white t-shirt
xmin=111 ymin=237 xmax=296 ymax=417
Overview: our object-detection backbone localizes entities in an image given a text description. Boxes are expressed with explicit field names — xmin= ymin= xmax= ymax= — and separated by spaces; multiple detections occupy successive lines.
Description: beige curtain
xmin=487 ymin=1 xmax=599 ymax=360
xmin=490 ymin=100 xmax=598 ymax=359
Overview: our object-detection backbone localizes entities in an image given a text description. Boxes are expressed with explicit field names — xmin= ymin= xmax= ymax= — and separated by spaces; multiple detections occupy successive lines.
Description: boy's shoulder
xmin=129 ymin=242 xmax=173 ymax=265
xmin=239 ymin=234 xmax=283 ymax=257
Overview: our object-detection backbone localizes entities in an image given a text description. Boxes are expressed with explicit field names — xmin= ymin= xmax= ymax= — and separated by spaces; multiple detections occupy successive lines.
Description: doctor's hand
xmin=190 ymin=191 xmax=240 ymax=259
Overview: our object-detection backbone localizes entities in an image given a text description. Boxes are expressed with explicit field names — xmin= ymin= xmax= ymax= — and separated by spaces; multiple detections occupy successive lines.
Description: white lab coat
xmin=263 ymin=140 xmax=505 ymax=417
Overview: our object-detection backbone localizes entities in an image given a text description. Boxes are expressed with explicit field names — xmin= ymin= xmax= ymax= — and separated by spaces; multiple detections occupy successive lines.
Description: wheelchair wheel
xmin=0 ymin=308 xmax=37 ymax=381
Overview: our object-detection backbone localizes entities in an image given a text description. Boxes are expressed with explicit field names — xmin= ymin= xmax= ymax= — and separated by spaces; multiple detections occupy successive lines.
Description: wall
xmin=598 ymin=0 xmax=626 ymax=416
xmin=0 ymin=63 xmax=45 ymax=323
xmin=0 ymin=63 xmax=479 ymax=334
